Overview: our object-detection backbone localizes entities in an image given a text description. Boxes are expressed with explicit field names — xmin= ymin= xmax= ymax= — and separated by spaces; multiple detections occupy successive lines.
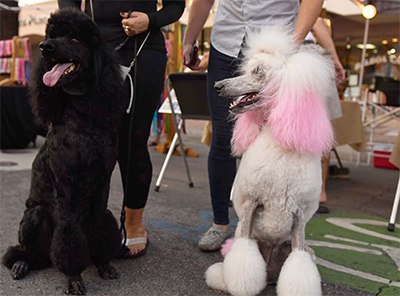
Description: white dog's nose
xmin=214 ymin=82 xmax=224 ymax=94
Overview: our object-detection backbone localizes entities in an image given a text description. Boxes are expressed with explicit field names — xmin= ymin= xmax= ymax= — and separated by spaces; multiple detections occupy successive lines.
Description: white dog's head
xmin=215 ymin=26 xmax=335 ymax=157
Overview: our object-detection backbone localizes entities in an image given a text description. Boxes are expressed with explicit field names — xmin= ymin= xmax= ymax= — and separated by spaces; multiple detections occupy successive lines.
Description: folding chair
xmin=359 ymin=76 xmax=400 ymax=231
xmin=154 ymin=72 xmax=210 ymax=192
xmin=361 ymin=76 xmax=400 ymax=126
xmin=358 ymin=76 xmax=400 ymax=166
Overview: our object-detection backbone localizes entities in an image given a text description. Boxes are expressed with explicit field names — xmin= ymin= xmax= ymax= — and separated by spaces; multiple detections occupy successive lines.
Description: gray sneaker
xmin=198 ymin=226 xmax=227 ymax=252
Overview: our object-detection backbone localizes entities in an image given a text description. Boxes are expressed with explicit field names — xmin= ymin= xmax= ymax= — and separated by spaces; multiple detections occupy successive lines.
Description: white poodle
xmin=205 ymin=26 xmax=336 ymax=296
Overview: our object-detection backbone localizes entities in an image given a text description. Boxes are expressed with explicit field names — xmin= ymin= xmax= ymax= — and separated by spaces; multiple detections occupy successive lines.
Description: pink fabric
xmin=165 ymin=39 xmax=171 ymax=58
xmin=267 ymin=89 xmax=334 ymax=156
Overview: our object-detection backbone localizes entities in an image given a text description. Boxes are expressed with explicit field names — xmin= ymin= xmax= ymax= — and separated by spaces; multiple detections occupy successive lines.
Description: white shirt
xmin=211 ymin=0 xmax=299 ymax=58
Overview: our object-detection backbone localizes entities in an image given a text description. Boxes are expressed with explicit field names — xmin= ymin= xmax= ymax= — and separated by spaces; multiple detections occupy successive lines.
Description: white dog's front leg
xmin=223 ymin=238 xmax=267 ymax=296
xmin=276 ymin=210 xmax=322 ymax=296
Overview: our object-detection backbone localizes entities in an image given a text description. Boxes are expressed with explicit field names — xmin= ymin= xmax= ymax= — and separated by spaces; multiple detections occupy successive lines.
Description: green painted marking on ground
xmin=306 ymin=211 xmax=400 ymax=295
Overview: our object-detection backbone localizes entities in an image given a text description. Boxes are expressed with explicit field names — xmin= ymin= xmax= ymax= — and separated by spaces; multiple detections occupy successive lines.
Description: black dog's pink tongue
xmin=43 ymin=63 xmax=73 ymax=87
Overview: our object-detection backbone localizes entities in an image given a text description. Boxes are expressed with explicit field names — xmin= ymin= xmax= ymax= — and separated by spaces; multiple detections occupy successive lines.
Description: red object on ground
xmin=373 ymin=149 xmax=398 ymax=170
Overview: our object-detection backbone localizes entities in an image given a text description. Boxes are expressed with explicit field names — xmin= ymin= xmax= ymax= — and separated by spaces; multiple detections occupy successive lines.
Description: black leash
xmin=119 ymin=34 xmax=138 ymax=247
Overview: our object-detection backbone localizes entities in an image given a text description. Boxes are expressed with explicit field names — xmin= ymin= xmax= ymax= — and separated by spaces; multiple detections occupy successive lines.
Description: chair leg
xmin=388 ymin=173 xmax=400 ymax=231
xmin=175 ymin=122 xmax=194 ymax=188
xmin=332 ymin=148 xmax=344 ymax=169
xmin=154 ymin=119 xmax=193 ymax=191
xmin=154 ymin=131 xmax=179 ymax=192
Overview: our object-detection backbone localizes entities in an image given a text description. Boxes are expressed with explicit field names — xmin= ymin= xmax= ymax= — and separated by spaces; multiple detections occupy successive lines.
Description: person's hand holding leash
xmin=121 ymin=11 xmax=149 ymax=36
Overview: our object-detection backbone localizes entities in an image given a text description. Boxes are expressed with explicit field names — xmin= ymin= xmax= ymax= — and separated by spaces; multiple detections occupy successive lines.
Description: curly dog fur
xmin=205 ymin=26 xmax=336 ymax=296
xmin=2 ymin=8 xmax=127 ymax=295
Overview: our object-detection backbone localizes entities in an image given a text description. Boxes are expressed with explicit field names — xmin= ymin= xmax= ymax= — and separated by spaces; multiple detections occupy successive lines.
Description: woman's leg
xmin=198 ymin=45 xmax=240 ymax=251
xmin=118 ymin=49 xmax=167 ymax=255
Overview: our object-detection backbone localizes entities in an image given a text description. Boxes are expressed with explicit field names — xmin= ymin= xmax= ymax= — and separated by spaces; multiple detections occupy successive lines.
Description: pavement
xmin=0 ymin=119 xmax=399 ymax=296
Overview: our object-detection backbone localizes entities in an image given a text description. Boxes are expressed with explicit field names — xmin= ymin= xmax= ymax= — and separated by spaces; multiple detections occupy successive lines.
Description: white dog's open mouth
xmin=42 ymin=60 xmax=79 ymax=87
xmin=229 ymin=92 xmax=260 ymax=113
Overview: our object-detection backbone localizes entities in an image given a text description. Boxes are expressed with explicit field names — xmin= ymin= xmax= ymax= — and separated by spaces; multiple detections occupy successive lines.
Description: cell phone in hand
xmin=189 ymin=41 xmax=200 ymax=66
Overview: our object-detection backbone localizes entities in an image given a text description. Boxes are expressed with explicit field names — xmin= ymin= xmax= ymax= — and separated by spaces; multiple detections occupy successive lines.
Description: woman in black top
xmin=58 ymin=0 xmax=185 ymax=258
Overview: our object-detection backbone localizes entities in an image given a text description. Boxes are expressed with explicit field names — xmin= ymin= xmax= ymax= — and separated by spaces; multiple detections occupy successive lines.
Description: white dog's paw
xmin=223 ymin=238 xmax=267 ymax=296
xmin=205 ymin=262 xmax=228 ymax=292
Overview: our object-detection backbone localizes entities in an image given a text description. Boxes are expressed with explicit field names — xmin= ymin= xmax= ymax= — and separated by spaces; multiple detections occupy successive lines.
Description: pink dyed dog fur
xmin=268 ymin=89 xmax=334 ymax=156
xmin=221 ymin=238 xmax=235 ymax=257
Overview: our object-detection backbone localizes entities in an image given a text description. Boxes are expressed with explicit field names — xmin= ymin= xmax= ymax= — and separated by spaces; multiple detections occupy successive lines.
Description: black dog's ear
xmin=92 ymin=43 xmax=123 ymax=94
xmin=62 ymin=81 xmax=88 ymax=96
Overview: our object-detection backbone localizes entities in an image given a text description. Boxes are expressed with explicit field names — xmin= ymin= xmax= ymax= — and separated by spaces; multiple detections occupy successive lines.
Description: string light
xmin=362 ymin=4 xmax=377 ymax=19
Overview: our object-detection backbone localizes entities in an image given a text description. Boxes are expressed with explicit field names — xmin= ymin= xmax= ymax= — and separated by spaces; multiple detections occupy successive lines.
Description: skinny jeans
xmin=207 ymin=44 xmax=241 ymax=225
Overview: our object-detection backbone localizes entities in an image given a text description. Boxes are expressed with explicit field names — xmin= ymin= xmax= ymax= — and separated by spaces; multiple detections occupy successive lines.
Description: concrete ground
xmin=0 ymin=119 xmax=399 ymax=296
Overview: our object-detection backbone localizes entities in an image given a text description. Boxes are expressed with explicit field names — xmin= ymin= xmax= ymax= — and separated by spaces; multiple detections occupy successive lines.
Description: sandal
xmin=316 ymin=205 xmax=330 ymax=214
xmin=119 ymin=237 xmax=149 ymax=259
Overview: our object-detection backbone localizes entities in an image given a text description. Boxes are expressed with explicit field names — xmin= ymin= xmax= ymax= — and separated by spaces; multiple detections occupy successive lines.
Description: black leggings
xmin=118 ymin=49 xmax=167 ymax=209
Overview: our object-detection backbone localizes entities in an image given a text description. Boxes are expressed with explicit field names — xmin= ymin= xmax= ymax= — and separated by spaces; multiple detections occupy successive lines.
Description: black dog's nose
xmin=39 ymin=40 xmax=56 ymax=52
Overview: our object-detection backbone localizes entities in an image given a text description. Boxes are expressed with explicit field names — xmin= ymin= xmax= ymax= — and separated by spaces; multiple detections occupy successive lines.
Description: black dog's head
xmin=31 ymin=8 xmax=124 ymax=127
xmin=39 ymin=8 xmax=105 ymax=94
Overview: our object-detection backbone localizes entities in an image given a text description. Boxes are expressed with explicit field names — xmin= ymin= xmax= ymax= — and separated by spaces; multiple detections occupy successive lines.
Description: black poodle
xmin=2 ymin=8 xmax=127 ymax=295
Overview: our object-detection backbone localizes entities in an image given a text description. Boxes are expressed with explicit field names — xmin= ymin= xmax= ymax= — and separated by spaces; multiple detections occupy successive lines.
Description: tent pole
xmin=357 ymin=18 xmax=370 ymax=99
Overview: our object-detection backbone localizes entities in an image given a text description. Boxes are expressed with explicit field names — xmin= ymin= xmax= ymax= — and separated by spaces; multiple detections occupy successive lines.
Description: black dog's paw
xmin=65 ymin=275 xmax=86 ymax=295
xmin=11 ymin=261 xmax=29 ymax=279
xmin=97 ymin=263 xmax=119 ymax=280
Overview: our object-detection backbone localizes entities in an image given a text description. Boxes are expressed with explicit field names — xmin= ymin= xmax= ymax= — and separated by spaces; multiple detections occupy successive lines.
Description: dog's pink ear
xmin=267 ymin=89 xmax=334 ymax=156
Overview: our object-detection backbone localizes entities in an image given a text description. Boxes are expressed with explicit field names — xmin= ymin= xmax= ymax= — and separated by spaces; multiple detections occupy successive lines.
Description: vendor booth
xmin=0 ymin=1 xmax=55 ymax=149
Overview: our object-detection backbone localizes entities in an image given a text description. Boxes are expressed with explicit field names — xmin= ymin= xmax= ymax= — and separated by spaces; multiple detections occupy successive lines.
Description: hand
xmin=183 ymin=42 xmax=202 ymax=70
xmin=333 ymin=58 xmax=345 ymax=85
xmin=198 ymin=52 xmax=209 ymax=71
xmin=121 ymin=11 xmax=149 ymax=36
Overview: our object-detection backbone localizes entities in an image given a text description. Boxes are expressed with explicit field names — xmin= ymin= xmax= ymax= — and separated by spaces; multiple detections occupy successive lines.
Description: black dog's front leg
xmin=65 ymin=275 xmax=86 ymax=295
xmin=96 ymin=262 xmax=119 ymax=280
xmin=87 ymin=210 xmax=122 ymax=280
xmin=50 ymin=181 xmax=91 ymax=294
xmin=85 ymin=181 xmax=122 ymax=280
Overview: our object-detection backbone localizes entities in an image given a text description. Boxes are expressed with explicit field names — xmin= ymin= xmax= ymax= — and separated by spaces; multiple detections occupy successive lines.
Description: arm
xmin=121 ymin=0 xmax=185 ymax=36
xmin=312 ymin=17 xmax=345 ymax=84
xmin=58 ymin=0 xmax=81 ymax=9
xmin=293 ymin=0 xmax=323 ymax=45
xmin=182 ymin=0 xmax=214 ymax=69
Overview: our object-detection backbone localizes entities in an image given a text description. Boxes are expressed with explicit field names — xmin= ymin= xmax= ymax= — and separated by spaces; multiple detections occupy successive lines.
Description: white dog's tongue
xmin=43 ymin=62 xmax=73 ymax=87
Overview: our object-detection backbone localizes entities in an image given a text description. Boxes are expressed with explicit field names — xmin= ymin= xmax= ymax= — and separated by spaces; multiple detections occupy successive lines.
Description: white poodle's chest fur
xmin=232 ymin=128 xmax=321 ymax=244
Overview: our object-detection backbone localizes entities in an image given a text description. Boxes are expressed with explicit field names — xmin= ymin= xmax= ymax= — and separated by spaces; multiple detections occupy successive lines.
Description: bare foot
xmin=124 ymin=207 xmax=148 ymax=256
xmin=126 ymin=226 xmax=148 ymax=255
